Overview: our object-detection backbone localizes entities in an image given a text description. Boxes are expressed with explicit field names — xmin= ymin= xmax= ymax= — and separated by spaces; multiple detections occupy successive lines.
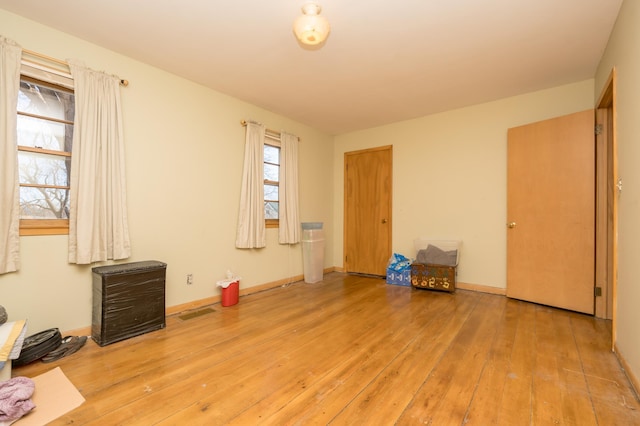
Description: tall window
xmin=16 ymin=76 xmax=75 ymax=235
xmin=264 ymin=141 xmax=280 ymax=227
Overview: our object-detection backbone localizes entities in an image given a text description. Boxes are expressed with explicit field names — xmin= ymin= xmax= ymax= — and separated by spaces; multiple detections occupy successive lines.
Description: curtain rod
xmin=240 ymin=120 xmax=300 ymax=141
xmin=22 ymin=48 xmax=129 ymax=87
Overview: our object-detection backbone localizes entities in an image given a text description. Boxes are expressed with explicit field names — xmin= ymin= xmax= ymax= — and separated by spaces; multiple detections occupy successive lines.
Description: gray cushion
xmin=416 ymin=244 xmax=457 ymax=266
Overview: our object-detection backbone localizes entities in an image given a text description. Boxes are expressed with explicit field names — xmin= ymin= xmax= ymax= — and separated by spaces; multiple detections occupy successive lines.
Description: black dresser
xmin=91 ymin=261 xmax=167 ymax=346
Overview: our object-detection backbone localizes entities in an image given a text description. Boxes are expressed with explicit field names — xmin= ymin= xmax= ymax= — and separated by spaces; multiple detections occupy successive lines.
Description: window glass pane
xmin=264 ymin=145 xmax=280 ymax=164
xmin=265 ymin=201 xmax=279 ymax=220
xmin=18 ymin=80 xmax=74 ymax=121
xmin=19 ymin=186 xmax=70 ymax=219
xmin=17 ymin=115 xmax=72 ymax=152
xmin=18 ymin=151 xmax=71 ymax=187
xmin=264 ymin=144 xmax=280 ymax=222
xmin=16 ymin=77 xmax=74 ymax=231
xmin=264 ymin=163 xmax=279 ymax=182
xmin=264 ymin=184 xmax=279 ymax=201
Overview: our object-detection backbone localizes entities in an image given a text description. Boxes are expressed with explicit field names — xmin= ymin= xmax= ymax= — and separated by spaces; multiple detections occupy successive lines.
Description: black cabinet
xmin=92 ymin=261 xmax=167 ymax=346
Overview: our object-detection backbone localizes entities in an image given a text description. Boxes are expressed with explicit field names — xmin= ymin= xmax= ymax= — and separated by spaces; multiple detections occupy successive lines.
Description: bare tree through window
xmin=264 ymin=143 xmax=280 ymax=220
xmin=17 ymin=78 xmax=74 ymax=220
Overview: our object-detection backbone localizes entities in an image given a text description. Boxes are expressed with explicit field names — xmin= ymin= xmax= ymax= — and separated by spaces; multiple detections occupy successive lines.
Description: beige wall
xmin=333 ymin=80 xmax=595 ymax=290
xmin=595 ymin=0 xmax=640 ymax=389
xmin=0 ymin=10 xmax=334 ymax=333
xmin=4 ymin=7 xmax=636 ymax=392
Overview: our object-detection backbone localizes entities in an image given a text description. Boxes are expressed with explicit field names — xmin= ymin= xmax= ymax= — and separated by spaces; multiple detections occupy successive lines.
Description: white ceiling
xmin=0 ymin=0 xmax=623 ymax=135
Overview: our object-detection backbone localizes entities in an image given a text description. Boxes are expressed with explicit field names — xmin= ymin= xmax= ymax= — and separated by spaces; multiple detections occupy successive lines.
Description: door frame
xmin=343 ymin=145 xmax=393 ymax=275
xmin=595 ymin=68 xmax=618 ymax=346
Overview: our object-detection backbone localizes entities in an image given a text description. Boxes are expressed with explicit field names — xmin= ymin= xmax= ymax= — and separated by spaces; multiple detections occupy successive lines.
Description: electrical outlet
xmin=186 ymin=274 xmax=193 ymax=285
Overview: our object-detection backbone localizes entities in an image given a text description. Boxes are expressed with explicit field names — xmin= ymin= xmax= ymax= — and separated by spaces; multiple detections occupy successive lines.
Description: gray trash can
xmin=301 ymin=222 xmax=324 ymax=283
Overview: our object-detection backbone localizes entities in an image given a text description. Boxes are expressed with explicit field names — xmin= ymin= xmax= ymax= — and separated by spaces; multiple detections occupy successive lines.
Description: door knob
xmin=382 ymin=218 xmax=388 ymax=224
xmin=508 ymin=222 xmax=517 ymax=228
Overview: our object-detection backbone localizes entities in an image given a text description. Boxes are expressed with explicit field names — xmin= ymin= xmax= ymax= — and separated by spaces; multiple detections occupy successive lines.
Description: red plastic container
xmin=221 ymin=280 xmax=239 ymax=307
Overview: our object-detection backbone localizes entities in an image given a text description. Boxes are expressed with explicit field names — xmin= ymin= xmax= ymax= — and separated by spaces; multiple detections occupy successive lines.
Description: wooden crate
xmin=410 ymin=263 xmax=456 ymax=292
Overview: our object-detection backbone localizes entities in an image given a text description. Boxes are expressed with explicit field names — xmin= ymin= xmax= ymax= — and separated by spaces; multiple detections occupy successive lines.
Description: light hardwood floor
xmin=13 ymin=272 xmax=640 ymax=425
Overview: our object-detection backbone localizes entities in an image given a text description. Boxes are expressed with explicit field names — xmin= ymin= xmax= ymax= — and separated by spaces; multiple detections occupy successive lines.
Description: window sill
xmin=20 ymin=219 xmax=69 ymax=236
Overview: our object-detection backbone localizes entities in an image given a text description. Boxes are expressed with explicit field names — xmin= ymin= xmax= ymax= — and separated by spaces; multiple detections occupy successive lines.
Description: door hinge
xmin=595 ymin=124 xmax=603 ymax=135
xmin=595 ymin=286 xmax=602 ymax=297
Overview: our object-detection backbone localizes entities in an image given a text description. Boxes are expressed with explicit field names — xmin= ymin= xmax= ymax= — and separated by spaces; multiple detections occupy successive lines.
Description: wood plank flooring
xmin=13 ymin=272 xmax=640 ymax=425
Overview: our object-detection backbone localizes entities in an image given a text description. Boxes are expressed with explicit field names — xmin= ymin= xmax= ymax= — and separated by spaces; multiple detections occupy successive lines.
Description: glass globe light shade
xmin=293 ymin=3 xmax=331 ymax=46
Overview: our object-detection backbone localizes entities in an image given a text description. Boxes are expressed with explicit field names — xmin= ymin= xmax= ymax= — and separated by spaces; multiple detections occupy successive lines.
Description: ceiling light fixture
xmin=293 ymin=2 xmax=331 ymax=46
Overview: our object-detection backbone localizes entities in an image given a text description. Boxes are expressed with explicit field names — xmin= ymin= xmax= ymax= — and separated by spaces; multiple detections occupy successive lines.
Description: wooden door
xmin=507 ymin=110 xmax=594 ymax=314
xmin=344 ymin=146 xmax=392 ymax=276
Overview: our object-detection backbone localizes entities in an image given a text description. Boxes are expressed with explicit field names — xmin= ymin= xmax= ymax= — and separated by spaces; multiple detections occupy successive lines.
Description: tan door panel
xmin=507 ymin=110 xmax=595 ymax=314
xmin=344 ymin=146 xmax=392 ymax=276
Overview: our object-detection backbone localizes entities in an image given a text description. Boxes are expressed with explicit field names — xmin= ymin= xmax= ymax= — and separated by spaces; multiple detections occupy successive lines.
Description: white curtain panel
xmin=0 ymin=37 xmax=22 ymax=274
xmin=67 ymin=61 xmax=131 ymax=264
xmin=278 ymin=132 xmax=300 ymax=244
xmin=236 ymin=121 xmax=266 ymax=248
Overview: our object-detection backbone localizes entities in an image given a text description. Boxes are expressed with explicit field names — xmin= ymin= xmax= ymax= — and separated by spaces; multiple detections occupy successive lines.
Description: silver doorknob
xmin=508 ymin=222 xmax=517 ymax=228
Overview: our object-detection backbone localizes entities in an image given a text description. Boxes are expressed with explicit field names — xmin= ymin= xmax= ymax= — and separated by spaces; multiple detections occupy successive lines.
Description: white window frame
xmin=17 ymin=62 xmax=74 ymax=236
xmin=264 ymin=136 xmax=280 ymax=228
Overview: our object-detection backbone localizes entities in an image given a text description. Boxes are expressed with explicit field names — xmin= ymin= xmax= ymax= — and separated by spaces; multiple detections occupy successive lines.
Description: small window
xmin=17 ymin=76 xmax=75 ymax=235
xmin=264 ymin=142 xmax=280 ymax=228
